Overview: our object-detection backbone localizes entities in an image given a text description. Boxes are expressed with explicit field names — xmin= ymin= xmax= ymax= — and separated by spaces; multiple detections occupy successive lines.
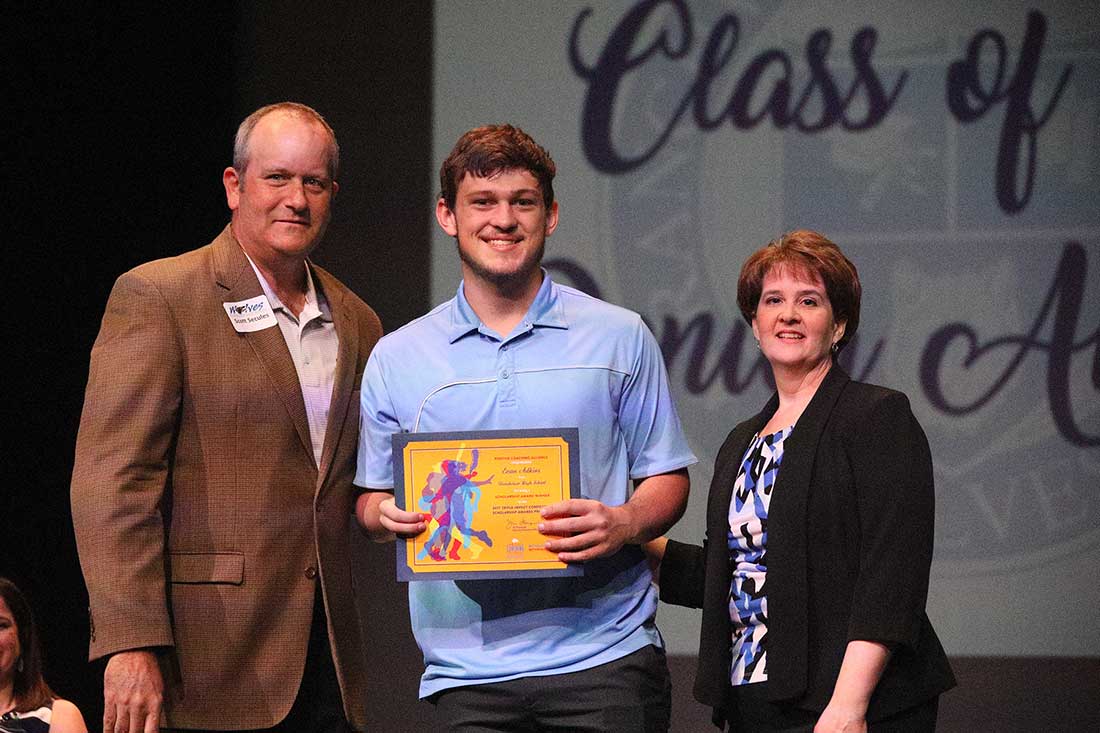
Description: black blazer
xmin=660 ymin=365 xmax=955 ymax=726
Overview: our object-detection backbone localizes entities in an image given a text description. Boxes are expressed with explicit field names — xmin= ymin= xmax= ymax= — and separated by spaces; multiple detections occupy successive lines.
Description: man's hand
xmin=103 ymin=650 xmax=163 ymax=733
xmin=539 ymin=499 xmax=637 ymax=562
xmin=539 ymin=469 xmax=690 ymax=564
xmin=356 ymin=491 xmax=426 ymax=542
xmin=378 ymin=496 xmax=428 ymax=536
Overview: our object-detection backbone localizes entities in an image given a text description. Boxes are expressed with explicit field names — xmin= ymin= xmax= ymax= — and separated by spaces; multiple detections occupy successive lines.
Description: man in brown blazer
xmin=71 ymin=103 xmax=382 ymax=732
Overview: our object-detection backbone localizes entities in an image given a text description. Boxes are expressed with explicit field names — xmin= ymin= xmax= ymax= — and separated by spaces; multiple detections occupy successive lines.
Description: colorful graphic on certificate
xmin=392 ymin=429 xmax=582 ymax=581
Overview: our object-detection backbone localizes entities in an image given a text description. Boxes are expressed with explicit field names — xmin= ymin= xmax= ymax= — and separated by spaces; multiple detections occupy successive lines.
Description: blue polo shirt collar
xmin=448 ymin=269 xmax=568 ymax=343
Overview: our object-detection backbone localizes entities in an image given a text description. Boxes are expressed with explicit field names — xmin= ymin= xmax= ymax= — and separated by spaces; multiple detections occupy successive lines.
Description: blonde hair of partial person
xmin=0 ymin=578 xmax=87 ymax=732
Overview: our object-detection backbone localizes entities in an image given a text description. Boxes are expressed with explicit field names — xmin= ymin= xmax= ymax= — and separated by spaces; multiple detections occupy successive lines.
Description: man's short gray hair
xmin=232 ymin=102 xmax=340 ymax=179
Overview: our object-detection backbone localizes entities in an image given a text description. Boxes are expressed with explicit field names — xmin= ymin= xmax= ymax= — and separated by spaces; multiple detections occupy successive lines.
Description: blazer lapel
xmin=313 ymin=267 xmax=359 ymax=493
xmin=708 ymin=405 xmax=773 ymax=540
xmin=765 ymin=364 xmax=850 ymax=696
xmin=212 ymin=227 xmax=314 ymax=464
xmin=694 ymin=402 xmax=776 ymax=704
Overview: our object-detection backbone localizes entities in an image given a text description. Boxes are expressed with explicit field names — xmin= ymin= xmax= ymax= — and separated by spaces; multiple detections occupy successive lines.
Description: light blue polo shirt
xmin=355 ymin=272 xmax=696 ymax=698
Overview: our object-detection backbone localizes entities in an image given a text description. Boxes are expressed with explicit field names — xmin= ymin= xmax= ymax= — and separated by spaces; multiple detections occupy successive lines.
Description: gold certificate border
xmin=391 ymin=428 xmax=581 ymax=581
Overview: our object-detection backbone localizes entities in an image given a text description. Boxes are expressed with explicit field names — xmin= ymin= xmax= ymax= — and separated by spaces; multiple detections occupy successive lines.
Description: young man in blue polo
xmin=355 ymin=124 xmax=695 ymax=732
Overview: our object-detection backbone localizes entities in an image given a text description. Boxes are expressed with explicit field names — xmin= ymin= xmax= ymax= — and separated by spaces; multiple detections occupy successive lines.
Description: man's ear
xmin=223 ymin=167 xmax=241 ymax=211
xmin=436 ymin=198 xmax=458 ymax=237
xmin=545 ymin=200 xmax=559 ymax=237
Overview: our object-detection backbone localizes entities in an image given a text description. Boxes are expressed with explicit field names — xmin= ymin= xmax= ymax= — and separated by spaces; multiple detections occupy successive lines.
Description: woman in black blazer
xmin=649 ymin=231 xmax=954 ymax=732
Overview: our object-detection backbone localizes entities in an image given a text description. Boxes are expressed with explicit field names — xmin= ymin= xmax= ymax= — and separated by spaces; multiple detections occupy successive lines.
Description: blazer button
xmin=304 ymin=566 xmax=317 ymax=579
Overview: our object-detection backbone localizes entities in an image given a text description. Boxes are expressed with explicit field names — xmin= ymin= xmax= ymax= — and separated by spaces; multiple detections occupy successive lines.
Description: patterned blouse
xmin=727 ymin=425 xmax=793 ymax=685
xmin=0 ymin=704 xmax=52 ymax=733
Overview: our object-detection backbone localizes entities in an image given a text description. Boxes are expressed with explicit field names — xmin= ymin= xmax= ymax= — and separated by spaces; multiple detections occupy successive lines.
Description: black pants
xmin=431 ymin=644 xmax=672 ymax=732
xmin=726 ymin=682 xmax=939 ymax=733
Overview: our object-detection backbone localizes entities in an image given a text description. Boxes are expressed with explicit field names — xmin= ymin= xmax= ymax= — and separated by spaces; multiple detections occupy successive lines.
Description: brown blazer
xmin=71 ymin=225 xmax=383 ymax=730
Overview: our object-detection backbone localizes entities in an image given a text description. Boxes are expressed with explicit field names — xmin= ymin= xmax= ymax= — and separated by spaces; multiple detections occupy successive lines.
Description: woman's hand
xmin=642 ymin=536 xmax=669 ymax=582
xmin=813 ymin=702 xmax=867 ymax=733
xmin=814 ymin=640 xmax=892 ymax=733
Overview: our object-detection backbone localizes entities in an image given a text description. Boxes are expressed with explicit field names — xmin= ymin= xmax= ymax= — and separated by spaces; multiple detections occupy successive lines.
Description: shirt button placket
xmin=497 ymin=341 xmax=517 ymax=404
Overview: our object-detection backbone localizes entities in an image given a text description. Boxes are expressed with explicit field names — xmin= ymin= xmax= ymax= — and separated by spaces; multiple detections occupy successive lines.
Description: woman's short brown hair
xmin=438 ymin=124 xmax=556 ymax=210
xmin=0 ymin=577 xmax=56 ymax=710
xmin=736 ymin=230 xmax=861 ymax=353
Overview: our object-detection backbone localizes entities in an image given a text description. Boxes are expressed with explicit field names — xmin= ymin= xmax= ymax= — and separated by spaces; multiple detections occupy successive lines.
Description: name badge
xmin=223 ymin=295 xmax=277 ymax=332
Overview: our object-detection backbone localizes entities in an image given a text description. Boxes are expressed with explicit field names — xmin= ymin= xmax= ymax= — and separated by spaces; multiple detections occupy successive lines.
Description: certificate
xmin=391 ymin=428 xmax=582 ymax=581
